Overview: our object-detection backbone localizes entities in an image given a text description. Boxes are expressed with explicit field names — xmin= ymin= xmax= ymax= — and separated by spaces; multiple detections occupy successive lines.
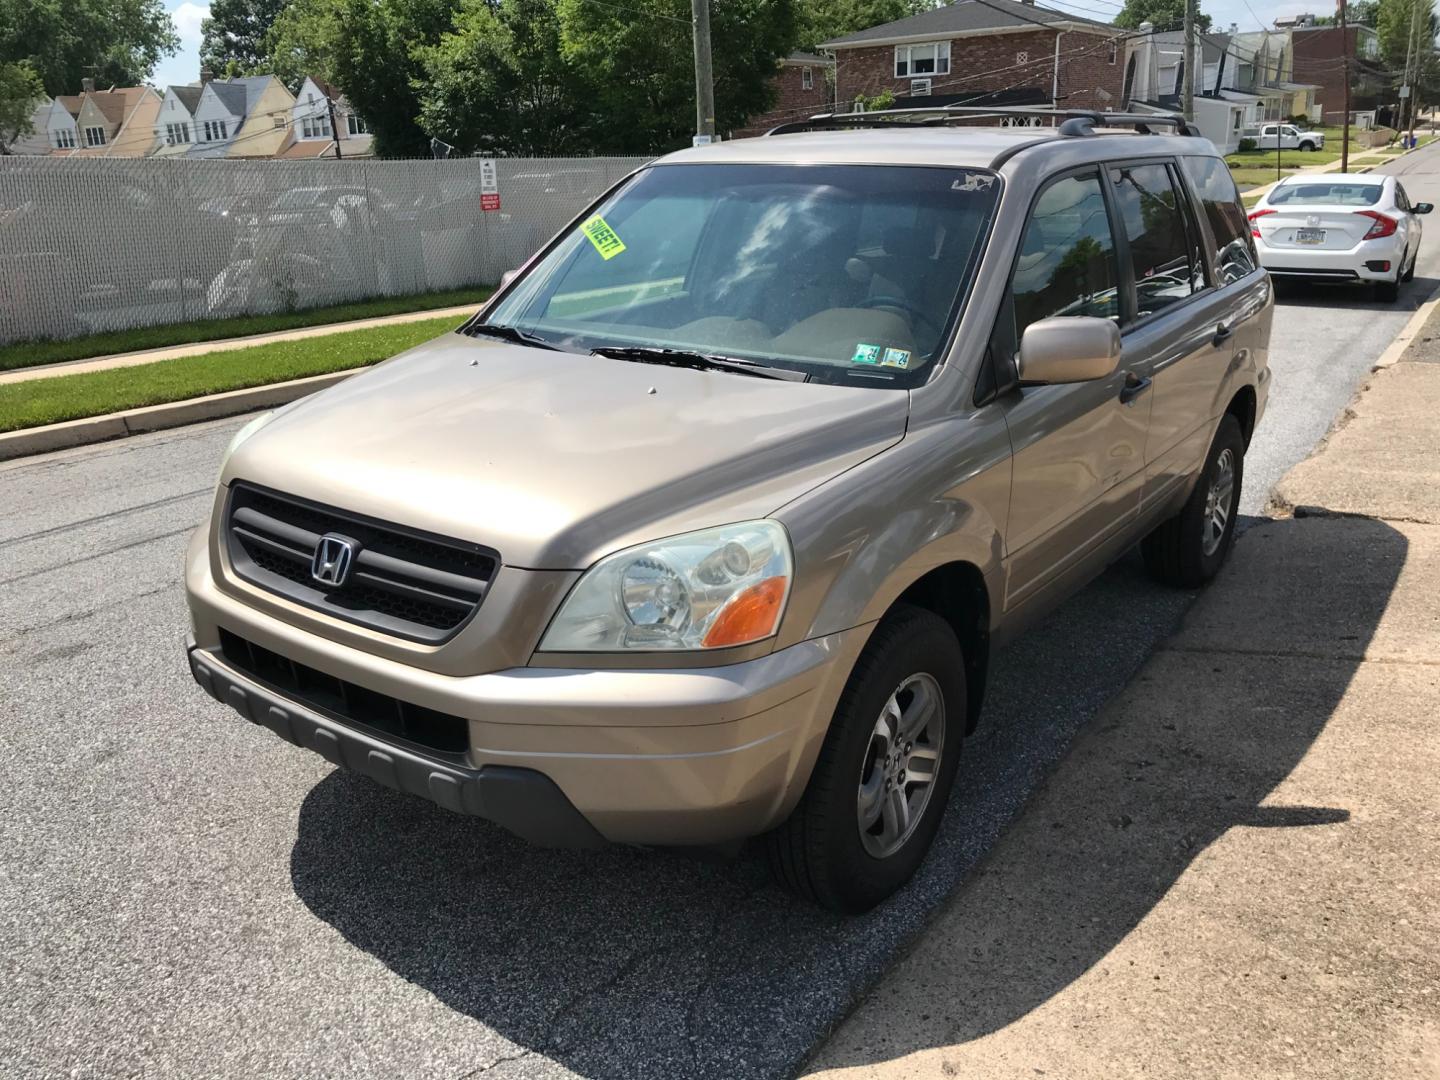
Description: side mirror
xmin=1415 ymin=202 xmax=1433 ymax=215
xmin=1017 ymin=316 xmax=1122 ymax=385
xmin=500 ymin=268 xmax=520 ymax=288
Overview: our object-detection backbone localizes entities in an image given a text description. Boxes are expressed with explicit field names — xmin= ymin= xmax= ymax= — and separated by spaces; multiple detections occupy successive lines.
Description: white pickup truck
xmin=1254 ymin=123 xmax=1326 ymax=151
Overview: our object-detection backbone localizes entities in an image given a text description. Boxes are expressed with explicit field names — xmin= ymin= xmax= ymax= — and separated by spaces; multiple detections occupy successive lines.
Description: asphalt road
xmin=3 ymin=143 xmax=1439 ymax=1080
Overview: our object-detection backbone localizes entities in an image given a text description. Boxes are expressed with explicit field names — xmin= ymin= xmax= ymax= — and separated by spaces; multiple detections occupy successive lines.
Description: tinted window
xmin=1268 ymin=182 xmax=1383 ymax=206
xmin=1395 ymin=182 xmax=1411 ymax=211
xmin=1109 ymin=162 xmax=1201 ymax=318
xmin=1011 ymin=170 xmax=1120 ymax=338
xmin=1182 ymin=155 xmax=1258 ymax=284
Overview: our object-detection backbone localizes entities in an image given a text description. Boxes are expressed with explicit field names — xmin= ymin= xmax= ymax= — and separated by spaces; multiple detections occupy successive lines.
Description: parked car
xmin=1254 ymin=123 xmax=1326 ymax=151
xmin=186 ymin=110 xmax=1272 ymax=912
xmin=1248 ymin=173 xmax=1429 ymax=301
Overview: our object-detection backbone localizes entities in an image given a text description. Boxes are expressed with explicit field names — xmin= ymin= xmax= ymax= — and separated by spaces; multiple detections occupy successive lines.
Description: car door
xmin=1394 ymin=181 xmax=1419 ymax=269
xmin=1106 ymin=157 xmax=1248 ymax=510
xmin=997 ymin=166 xmax=1151 ymax=614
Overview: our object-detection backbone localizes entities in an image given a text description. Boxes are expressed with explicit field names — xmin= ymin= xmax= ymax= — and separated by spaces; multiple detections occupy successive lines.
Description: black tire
xmin=1299 ymin=141 xmax=1316 ymax=151
xmin=765 ymin=605 xmax=966 ymax=913
xmin=1402 ymin=252 xmax=1417 ymax=282
xmin=1376 ymin=276 xmax=1401 ymax=302
xmin=1142 ymin=413 xmax=1245 ymax=589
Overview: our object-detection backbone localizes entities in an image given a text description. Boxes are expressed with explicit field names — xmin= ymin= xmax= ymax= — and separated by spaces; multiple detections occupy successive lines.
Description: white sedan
xmin=1248 ymin=173 xmax=1430 ymax=302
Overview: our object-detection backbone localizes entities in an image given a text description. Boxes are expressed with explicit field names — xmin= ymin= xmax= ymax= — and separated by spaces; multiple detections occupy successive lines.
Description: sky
xmin=153 ymin=0 xmax=208 ymax=88
xmin=142 ymin=0 xmax=1326 ymax=91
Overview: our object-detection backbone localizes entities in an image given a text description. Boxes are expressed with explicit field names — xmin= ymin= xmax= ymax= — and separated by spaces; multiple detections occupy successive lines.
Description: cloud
xmin=171 ymin=1 xmax=209 ymax=46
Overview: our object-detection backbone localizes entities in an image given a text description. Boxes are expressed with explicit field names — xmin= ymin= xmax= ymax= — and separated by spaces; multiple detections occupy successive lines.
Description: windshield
xmin=1269 ymin=182 xmax=1383 ymax=206
xmin=484 ymin=162 xmax=1001 ymax=386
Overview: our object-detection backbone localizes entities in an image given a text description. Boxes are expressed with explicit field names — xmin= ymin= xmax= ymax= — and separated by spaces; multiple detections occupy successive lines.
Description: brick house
xmin=820 ymin=0 xmax=1126 ymax=115
xmin=1291 ymin=24 xmax=1386 ymax=124
xmin=731 ymin=53 xmax=836 ymax=137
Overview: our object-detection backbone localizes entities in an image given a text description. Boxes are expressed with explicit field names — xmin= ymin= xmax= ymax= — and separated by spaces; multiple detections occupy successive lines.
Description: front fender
xmin=774 ymin=408 xmax=1011 ymax=650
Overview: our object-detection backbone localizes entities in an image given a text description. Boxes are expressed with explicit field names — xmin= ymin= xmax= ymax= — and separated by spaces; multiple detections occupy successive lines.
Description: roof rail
xmin=766 ymin=105 xmax=1203 ymax=138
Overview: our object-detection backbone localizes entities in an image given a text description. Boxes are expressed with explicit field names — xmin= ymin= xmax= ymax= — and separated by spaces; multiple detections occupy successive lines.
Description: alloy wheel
xmin=856 ymin=672 xmax=945 ymax=859
xmin=1202 ymin=447 xmax=1236 ymax=557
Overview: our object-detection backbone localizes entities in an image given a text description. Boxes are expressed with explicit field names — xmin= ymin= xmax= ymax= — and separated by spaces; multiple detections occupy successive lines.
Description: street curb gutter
xmin=0 ymin=368 xmax=358 ymax=462
xmin=1374 ymin=281 xmax=1440 ymax=368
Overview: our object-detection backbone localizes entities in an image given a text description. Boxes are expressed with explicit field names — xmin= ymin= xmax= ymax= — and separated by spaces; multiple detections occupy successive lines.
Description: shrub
xmin=1238 ymin=137 xmax=1257 ymax=152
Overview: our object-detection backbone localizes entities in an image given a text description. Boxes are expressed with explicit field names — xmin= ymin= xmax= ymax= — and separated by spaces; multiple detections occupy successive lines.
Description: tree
xmin=795 ymin=0 xmax=932 ymax=52
xmin=201 ymin=0 xmax=289 ymax=74
xmin=1113 ymin=0 xmax=1210 ymax=33
xmin=0 ymin=60 xmax=44 ymax=154
xmin=0 ymin=0 xmax=178 ymax=95
xmin=1377 ymin=0 xmax=1435 ymax=76
xmin=266 ymin=0 xmax=453 ymax=157
xmin=556 ymin=0 xmax=798 ymax=153
xmin=417 ymin=0 xmax=592 ymax=156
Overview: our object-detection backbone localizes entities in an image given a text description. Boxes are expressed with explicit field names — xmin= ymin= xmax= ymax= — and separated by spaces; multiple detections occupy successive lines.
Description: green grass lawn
xmin=0 ymin=314 xmax=463 ymax=433
xmin=1231 ymin=166 xmax=1298 ymax=190
xmin=1226 ymin=147 xmax=1341 ymax=169
xmin=0 ymin=286 xmax=490 ymax=374
xmin=1242 ymin=192 xmax=1264 ymax=209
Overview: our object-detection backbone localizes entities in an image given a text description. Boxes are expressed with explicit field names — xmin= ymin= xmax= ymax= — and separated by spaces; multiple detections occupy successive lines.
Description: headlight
xmin=218 ymin=411 xmax=274 ymax=477
xmin=539 ymin=521 xmax=793 ymax=652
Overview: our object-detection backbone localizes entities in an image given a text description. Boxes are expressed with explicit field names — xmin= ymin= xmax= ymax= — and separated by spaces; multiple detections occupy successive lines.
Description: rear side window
xmin=1010 ymin=170 xmax=1120 ymax=339
xmin=1108 ymin=162 xmax=1202 ymax=319
xmin=1181 ymin=155 xmax=1258 ymax=284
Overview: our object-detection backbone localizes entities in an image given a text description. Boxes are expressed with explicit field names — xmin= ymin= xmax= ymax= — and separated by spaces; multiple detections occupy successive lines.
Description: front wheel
xmin=765 ymin=605 xmax=965 ymax=913
xmin=1142 ymin=414 xmax=1245 ymax=588
xmin=1299 ymin=141 xmax=1316 ymax=151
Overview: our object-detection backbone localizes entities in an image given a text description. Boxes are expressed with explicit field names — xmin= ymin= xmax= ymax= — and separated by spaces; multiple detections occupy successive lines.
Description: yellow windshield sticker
xmin=580 ymin=215 xmax=627 ymax=260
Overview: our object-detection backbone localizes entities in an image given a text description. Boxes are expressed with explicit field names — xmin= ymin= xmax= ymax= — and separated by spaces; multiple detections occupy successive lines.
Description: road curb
xmin=1374 ymin=281 xmax=1440 ymax=369
xmin=0 ymin=368 xmax=359 ymax=462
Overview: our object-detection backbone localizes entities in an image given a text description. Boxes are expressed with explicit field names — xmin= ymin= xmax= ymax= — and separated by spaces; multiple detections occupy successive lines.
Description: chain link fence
xmin=0 ymin=155 xmax=652 ymax=346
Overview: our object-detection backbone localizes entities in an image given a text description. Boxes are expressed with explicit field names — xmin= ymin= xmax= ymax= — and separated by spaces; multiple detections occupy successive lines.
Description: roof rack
xmin=766 ymin=105 xmax=1202 ymax=138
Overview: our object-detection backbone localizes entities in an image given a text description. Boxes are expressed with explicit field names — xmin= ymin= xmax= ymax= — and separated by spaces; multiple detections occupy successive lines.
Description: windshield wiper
xmin=590 ymin=345 xmax=807 ymax=382
xmin=465 ymin=322 xmax=562 ymax=351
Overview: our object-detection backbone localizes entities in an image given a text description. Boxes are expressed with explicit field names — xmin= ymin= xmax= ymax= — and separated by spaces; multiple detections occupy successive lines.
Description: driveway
xmin=3 ymin=141 xmax=1440 ymax=1080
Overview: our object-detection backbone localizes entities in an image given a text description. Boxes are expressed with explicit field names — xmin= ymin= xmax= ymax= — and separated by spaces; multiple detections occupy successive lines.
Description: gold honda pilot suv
xmin=186 ymin=108 xmax=1272 ymax=912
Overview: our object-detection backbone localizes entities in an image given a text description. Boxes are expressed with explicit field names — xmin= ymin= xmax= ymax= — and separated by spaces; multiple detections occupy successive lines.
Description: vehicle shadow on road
xmin=1272 ymin=274 xmax=1437 ymax=311
xmin=286 ymin=520 xmax=1403 ymax=1079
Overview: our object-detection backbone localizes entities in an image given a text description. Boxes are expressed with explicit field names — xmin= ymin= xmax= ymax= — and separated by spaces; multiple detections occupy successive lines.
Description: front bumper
xmin=187 ymin=528 xmax=869 ymax=846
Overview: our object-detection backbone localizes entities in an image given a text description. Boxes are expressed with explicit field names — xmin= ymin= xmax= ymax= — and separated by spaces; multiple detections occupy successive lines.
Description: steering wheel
xmin=858 ymin=295 xmax=942 ymax=340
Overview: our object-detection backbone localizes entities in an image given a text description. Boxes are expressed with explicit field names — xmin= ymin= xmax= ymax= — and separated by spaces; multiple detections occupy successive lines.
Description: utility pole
xmin=1402 ymin=0 xmax=1420 ymax=144
xmin=1341 ymin=0 xmax=1352 ymax=172
xmin=691 ymin=0 xmax=716 ymax=143
xmin=1182 ymin=0 xmax=1196 ymax=121
xmin=327 ymin=95 xmax=343 ymax=160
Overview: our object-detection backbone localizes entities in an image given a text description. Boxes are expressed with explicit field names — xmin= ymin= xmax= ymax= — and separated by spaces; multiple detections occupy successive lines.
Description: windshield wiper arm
xmin=465 ymin=322 xmax=562 ymax=351
xmin=590 ymin=345 xmax=807 ymax=382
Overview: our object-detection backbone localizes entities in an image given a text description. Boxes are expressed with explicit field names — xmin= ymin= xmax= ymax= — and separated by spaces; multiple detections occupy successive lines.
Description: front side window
xmin=85 ymin=126 xmax=106 ymax=146
xmin=1181 ymin=155 xmax=1258 ymax=284
xmin=1010 ymin=170 xmax=1120 ymax=340
xmin=346 ymin=113 xmax=369 ymax=135
xmin=1108 ymin=162 xmax=1202 ymax=318
xmin=894 ymin=41 xmax=950 ymax=78
xmin=486 ymin=163 xmax=1001 ymax=387
xmin=53 ymin=129 xmax=76 ymax=148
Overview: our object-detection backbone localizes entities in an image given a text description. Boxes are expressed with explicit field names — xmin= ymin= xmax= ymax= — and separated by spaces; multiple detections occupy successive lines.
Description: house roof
xmin=53 ymin=95 xmax=82 ymax=119
xmin=169 ymin=85 xmax=204 ymax=113
xmin=231 ymin=75 xmax=275 ymax=114
xmin=206 ymin=80 xmax=249 ymax=116
xmin=821 ymin=0 xmax=1113 ymax=49
xmin=86 ymin=91 xmax=130 ymax=128
xmin=1150 ymin=29 xmax=1232 ymax=65
xmin=784 ymin=52 xmax=832 ymax=65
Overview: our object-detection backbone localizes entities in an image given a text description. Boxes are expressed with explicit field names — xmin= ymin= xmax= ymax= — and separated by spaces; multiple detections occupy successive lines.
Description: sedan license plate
xmin=1295 ymin=228 xmax=1326 ymax=245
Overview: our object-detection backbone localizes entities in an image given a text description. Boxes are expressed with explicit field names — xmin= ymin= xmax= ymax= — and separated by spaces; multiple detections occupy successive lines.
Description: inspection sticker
xmin=851 ymin=343 xmax=882 ymax=365
xmin=580 ymin=215 xmax=626 ymax=260
xmin=880 ymin=347 xmax=912 ymax=369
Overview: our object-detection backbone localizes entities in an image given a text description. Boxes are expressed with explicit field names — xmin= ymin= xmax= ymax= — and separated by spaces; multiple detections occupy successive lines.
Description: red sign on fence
xmin=481 ymin=193 xmax=501 ymax=212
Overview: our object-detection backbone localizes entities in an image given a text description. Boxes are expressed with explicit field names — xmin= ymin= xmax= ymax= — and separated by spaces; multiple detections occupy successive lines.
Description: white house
xmin=279 ymin=76 xmax=374 ymax=158
xmin=189 ymin=79 xmax=249 ymax=156
xmin=41 ymin=95 xmax=82 ymax=151
xmin=153 ymin=85 xmax=204 ymax=156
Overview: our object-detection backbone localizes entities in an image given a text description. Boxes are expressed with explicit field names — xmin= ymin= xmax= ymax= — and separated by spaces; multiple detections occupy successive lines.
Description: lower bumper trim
xmin=189 ymin=646 xmax=607 ymax=849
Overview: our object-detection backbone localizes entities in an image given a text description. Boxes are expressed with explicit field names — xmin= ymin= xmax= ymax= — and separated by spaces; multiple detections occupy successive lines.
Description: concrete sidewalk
xmin=0 ymin=303 xmax=478 ymax=387
xmin=805 ymin=322 xmax=1440 ymax=1075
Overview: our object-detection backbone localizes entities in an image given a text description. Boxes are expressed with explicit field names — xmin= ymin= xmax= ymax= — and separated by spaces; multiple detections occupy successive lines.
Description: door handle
xmin=1212 ymin=322 xmax=1235 ymax=347
xmin=1120 ymin=374 xmax=1152 ymax=405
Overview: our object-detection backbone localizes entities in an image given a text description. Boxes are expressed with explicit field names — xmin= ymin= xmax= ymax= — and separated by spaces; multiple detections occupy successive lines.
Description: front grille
xmin=218 ymin=628 xmax=469 ymax=758
xmin=226 ymin=483 xmax=498 ymax=643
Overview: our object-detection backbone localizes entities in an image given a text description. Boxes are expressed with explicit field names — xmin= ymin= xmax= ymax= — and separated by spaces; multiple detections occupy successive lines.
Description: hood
xmin=225 ymin=332 xmax=909 ymax=569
